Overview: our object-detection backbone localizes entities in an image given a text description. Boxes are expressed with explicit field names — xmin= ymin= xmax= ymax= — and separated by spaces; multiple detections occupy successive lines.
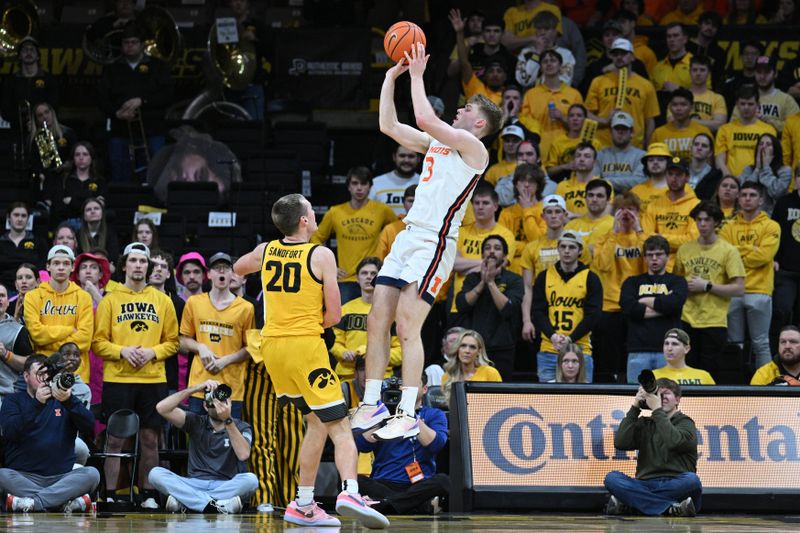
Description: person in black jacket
xmin=0 ymin=37 xmax=59 ymax=130
xmin=97 ymin=23 xmax=174 ymax=182
xmin=620 ymin=235 xmax=688 ymax=384
xmin=455 ymin=235 xmax=523 ymax=381
xmin=770 ymin=176 xmax=800 ymax=353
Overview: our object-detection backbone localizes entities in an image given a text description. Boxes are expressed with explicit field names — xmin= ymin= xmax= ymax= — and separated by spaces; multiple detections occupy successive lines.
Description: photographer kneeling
xmin=604 ymin=376 xmax=701 ymax=517
xmin=0 ymin=354 xmax=99 ymax=512
xmin=148 ymin=380 xmax=258 ymax=514
xmin=355 ymin=373 xmax=449 ymax=514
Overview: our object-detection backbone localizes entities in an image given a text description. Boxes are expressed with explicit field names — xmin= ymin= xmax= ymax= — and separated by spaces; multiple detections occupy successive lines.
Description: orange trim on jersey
xmin=418 ymin=173 xmax=482 ymax=298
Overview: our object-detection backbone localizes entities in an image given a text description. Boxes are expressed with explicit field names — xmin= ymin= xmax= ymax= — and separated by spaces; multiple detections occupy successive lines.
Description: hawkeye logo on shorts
xmin=308 ymin=368 xmax=336 ymax=389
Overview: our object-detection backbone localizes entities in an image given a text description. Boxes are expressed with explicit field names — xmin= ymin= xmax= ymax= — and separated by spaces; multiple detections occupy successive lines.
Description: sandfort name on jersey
xmin=482 ymin=406 xmax=800 ymax=476
xmin=267 ymin=246 xmax=302 ymax=259
xmin=116 ymin=302 xmax=160 ymax=323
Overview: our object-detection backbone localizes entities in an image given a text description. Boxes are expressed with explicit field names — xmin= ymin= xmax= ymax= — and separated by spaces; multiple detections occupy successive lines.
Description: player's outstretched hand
xmin=386 ymin=57 xmax=409 ymax=80
xmin=405 ymin=42 xmax=429 ymax=78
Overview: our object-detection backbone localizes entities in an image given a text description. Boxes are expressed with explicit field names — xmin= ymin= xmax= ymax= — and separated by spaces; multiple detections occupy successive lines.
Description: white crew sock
xmin=343 ymin=479 xmax=359 ymax=495
xmin=398 ymin=387 xmax=418 ymax=415
xmin=296 ymin=486 xmax=315 ymax=506
xmin=363 ymin=379 xmax=382 ymax=405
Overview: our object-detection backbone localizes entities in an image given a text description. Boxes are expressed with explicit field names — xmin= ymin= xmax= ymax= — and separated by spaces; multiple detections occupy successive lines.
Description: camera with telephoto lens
xmin=637 ymin=369 xmax=658 ymax=409
xmin=204 ymin=384 xmax=232 ymax=407
xmin=42 ymin=354 xmax=75 ymax=392
xmin=381 ymin=376 xmax=403 ymax=415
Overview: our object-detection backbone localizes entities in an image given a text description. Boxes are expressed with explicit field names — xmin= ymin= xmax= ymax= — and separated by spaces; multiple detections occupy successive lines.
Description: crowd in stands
xmin=3 ymin=0 xmax=800 ymax=517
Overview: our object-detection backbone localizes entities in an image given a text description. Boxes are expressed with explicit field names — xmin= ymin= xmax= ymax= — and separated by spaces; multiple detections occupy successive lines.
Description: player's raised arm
xmin=234 ymin=242 xmax=267 ymax=276
xmin=406 ymin=43 xmax=490 ymax=168
xmin=379 ymin=59 xmax=432 ymax=154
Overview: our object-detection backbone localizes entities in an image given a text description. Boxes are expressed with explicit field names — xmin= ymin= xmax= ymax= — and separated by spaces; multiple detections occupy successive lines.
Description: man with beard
xmin=686 ymin=12 xmax=725 ymax=87
xmin=177 ymin=252 xmax=208 ymax=302
xmin=370 ymin=145 xmax=421 ymax=216
xmin=313 ymin=167 xmax=396 ymax=304
xmin=751 ymin=326 xmax=800 ymax=385
xmin=455 ymin=235 xmax=523 ymax=380
xmin=93 ymin=242 xmax=179 ymax=509
xmin=149 ymin=379 xmax=258 ymax=514
xmin=596 ymin=112 xmax=646 ymax=194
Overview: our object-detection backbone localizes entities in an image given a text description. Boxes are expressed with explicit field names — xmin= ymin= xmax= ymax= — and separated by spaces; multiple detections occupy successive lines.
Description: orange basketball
xmin=384 ymin=21 xmax=427 ymax=63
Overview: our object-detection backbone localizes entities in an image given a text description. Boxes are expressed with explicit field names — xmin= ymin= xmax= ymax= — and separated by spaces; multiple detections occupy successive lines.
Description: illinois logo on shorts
xmin=307 ymin=368 xmax=336 ymax=389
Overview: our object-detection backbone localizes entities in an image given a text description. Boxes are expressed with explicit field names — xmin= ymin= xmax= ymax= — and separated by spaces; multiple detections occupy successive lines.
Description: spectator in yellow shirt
xmin=732 ymin=55 xmax=800 ymax=135
xmin=653 ymin=328 xmax=716 ymax=385
xmin=651 ymin=24 xmax=693 ymax=93
xmin=312 ymin=167 xmax=397 ymax=303
xmin=519 ymin=49 xmax=582 ymax=159
xmin=485 ymin=125 xmax=523 ymax=186
xmin=642 ymin=157 xmax=700 ymax=269
xmin=716 ymin=85 xmax=778 ymax=177
xmin=719 ymin=182 xmax=781 ymax=367
xmin=586 ymin=38 xmax=660 ymax=149
xmin=687 ymin=56 xmax=726 ymax=133
xmin=545 ymin=104 xmax=601 ymax=183
xmin=556 ymin=142 xmax=604 ymax=218
xmin=375 ymin=185 xmax=415 ymax=261
xmin=660 ymin=0 xmax=705 ymax=25
xmin=451 ymin=9 xmax=506 ymax=106
xmin=442 ymin=330 xmax=502 ymax=402
xmin=651 ymin=88 xmax=712 ymax=161
xmin=589 ymin=191 xmax=647 ymax=379
xmin=673 ymin=201 xmax=745 ymax=375
xmin=497 ymin=164 xmax=546 ymax=273
xmin=565 ymin=178 xmax=614 ymax=253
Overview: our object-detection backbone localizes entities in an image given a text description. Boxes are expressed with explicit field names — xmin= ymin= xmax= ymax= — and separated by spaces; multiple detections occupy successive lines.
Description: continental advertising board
xmin=466 ymin=390 xmax=800 ymax=489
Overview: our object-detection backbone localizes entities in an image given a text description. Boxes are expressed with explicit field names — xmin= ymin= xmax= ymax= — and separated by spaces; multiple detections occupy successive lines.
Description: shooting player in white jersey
xmin=351 ymin=43 xmax=503 ymax=440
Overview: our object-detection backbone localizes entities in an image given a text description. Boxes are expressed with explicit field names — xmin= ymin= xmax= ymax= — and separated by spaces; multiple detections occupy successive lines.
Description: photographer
xmin=148 ymin=380 xmax=258 ymax=514
xmin=0 ymin=354 xmax=99 ymax=513
xmin=604 ymin=377 xmax=701 ymax=517
xmin=355 ymin=372 xmax=449 ymax=515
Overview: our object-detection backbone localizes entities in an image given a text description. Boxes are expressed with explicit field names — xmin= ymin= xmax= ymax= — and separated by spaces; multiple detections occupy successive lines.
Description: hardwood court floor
xmin=3 ymin=512 xmax=800 ymax=532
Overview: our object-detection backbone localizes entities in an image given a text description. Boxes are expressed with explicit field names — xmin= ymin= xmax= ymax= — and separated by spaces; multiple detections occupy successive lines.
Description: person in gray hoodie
xmin=596 ymin=111 xmax=646 ymax=193
xmin=0 ymin=282 xmax=33 ymax=403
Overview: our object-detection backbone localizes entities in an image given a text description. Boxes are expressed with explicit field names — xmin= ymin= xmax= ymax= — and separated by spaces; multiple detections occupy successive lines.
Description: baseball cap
xmin=17 ymin=36 xmax=39 ymax=51
xmin=665 ymin=328 xmax=690 ymax=346
xmin=602 ymin=19 xmax=624 ymax=34
xmin=611 ymin=38 xmax=634 ymax=53
xmin=47 ymin=244 xmax=75 ymax=262
xmin=755 ymin=55 xmax=776 ymax=71
xmin=123 ymin=242 xmax=150 ymax=258
xmin=208 ymin=252 xmax=233 ymax=268
xmin=501 ymin=125 xmax=524 ymax=139
xmin=610 ymin=111 xmax=634 ymax=129
xmin=558 ymin=231 xmax=583 ymax=247
xmin=542 ymin=194 xmax=567 ymax=211
xmin=666 ymin=156 xmax=690 ymax=175
xmin=176 ymin=251 xmax=208 ymax=285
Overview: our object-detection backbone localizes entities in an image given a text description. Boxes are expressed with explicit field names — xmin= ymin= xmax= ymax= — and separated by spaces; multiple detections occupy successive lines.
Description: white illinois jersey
xmin=403 ymin=140 xmax=486 ymax=239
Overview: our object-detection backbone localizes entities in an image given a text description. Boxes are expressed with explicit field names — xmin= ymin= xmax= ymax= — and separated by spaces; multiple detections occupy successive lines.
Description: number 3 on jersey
xmin=421 ymin=156 xmax=434 ymax=182
xmin=264 ymin=260 xmax=301 ymax=293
